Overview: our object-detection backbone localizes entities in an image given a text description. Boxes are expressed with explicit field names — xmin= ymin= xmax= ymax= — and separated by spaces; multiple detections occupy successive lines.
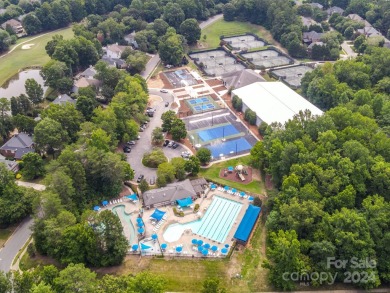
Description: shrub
xmin=194 ymin=204 xmax=200 ymax=212
xmin=244 ymin=109 xmax=257 ymax=125
xmin=15 ymin=173 xmax=22 ymax=179
xmin=232 ymin=95 xmax=242 ymax=111
xmin=142 ymin=148 xmax=168 ymax=168
xmin=253 ymin=197 xmax=262 ymax=207
xmin=27 ymin=243 xmax=36 ymax=257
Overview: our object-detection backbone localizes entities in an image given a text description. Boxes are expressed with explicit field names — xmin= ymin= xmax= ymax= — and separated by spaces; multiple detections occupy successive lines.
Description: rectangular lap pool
xmin=197 ymin=124 xmax=239 ymax=142
xmin=208 ymin=137 xmax=252 ymax=158
xmin=163 ymin=196 xmax=242 ymax=243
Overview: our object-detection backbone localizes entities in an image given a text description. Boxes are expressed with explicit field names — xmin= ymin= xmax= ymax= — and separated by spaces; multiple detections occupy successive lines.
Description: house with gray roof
xmin=1 ymin=19 xmax=24 ymax=34
xmin=52 ymin=94 xmax=76 ymax=106
xmin=142 ymin=179 xmax=203 ymax=208
xmin=303 ymin=31 xmax=324 ymax=44
xmin=310 ymin=3 xmax=323 ymax=10
xmin=0 ymin=133 xmax=34 ymax=160
xmin=301 ymin=16 xmax=318 ymax=28
xmin=327 ymin=6 xmax=344 ymax=17
xmin=0 ymin=154 xmax=19 ymax=172
xmin=222 ymin=69 xmax=265 ymax=90
xmin=80 ymin=65 xmax=97 ymax=79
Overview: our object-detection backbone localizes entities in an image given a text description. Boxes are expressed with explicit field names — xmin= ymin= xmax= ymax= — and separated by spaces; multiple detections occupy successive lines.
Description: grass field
xmin=199 ymin=156 xmax=264 ymax=194
xmin=0 ymin=27 xmax=74 ymax=86
xmin=199 ymin=19 xmax=276 ymax=49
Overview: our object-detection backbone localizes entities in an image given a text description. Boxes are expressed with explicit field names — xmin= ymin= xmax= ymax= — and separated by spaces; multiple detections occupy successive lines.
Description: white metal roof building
xmin=232 ymin=82 xmax=323 ymax=126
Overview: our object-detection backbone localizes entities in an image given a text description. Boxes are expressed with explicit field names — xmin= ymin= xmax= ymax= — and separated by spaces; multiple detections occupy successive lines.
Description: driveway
xmin=341 ymin=41 xmax=358 ymax=59
xmin=199 ymin=14 xmax=223 ymax=29
xmin=141 ymin=54 xmax=161 ymax=80
xmin=126 ymin=89 xmax=191 ymax=184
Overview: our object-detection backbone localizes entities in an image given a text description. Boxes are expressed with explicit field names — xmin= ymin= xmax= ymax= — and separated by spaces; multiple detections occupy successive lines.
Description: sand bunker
xmin=21 ymin=44 xmax=34 ymax=50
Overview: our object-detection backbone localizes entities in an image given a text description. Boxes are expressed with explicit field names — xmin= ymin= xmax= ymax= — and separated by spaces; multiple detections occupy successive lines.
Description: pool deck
xmin=101 ymin=189 xmax=253 ymax=257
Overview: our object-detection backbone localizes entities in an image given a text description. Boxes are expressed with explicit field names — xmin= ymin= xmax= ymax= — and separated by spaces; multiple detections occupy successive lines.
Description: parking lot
xmin=269 ymin=65 xmax=313 ymax=88
xmin=126 ymin=89 xmax=192 ymax=184
xmin=222 ymin=35 xmax=265 ymax=50
xmin=189 ymin=50 xmax=245 ymax=76
xmin=241 ymin=49 xmax=293 ymax=68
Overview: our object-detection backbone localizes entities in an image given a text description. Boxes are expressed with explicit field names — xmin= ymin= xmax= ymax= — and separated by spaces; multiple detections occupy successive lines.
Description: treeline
xmin=0 ymin=263 xmax=166 ymax=293
xmin=252 ymin=108 xmax=390 ymax=290
xmin=301 ymin=47 xmax=390 ymax=134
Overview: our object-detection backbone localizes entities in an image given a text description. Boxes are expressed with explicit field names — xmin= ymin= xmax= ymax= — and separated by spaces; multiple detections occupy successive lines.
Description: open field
xmin=199 ymin=156 xmax=264 ymax=194
xmin=0 ymin=27 xmax=74 ymax=86
xmin=199 ymin=19 xmax=276 ymax=49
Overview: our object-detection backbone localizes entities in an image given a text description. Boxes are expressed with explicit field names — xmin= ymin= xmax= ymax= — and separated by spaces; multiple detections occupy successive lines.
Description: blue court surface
xmin=198 ymin=124 xmax=239 ymax=142
xmin=188 ymin=97 xmax=210 ymax=105
xmin=208 ymin=137 xmax=252 ymax=158
xmin=194 ymin=104 xmax=215 ymax=111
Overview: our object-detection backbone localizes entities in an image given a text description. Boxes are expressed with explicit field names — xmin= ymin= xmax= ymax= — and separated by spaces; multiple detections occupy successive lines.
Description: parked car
xmin=137 ymin=174 xmax=144 ymax=183
xmin=181 ymin=151 xmax=190 ymax=158
xmin=167 ymin=141 xmax=174 ymax=147
xmin=123 ymin=146 xmax=131 ymax=153
xmin=160 ymin=89 xmax=168 ymax=93
xmin=163 ymin=140 xmax=170 ymax=147
xmin=139 ymin=127 xmax=144 ymax=132
xmin=172 ymin=142 xmax=179 ymax=149
xmin=165 ymin=102 xmax=169 ymax=107
xmin=126 ymin=141 xmax=136 ymax=146
xmin=136 ymin=135 xmax=141 ymax=140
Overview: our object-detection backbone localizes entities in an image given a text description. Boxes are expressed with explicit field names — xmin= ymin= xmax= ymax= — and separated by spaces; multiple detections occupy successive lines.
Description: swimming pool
xmin=197 ymin=124 xmax=239 ymax=142
xmin=163 ymin=196 xmax=242 ymax=243
xmin=208 ymin=137 xmax=252 ymax=158
xmin=112 ymin=205 xmax=136 ymax=244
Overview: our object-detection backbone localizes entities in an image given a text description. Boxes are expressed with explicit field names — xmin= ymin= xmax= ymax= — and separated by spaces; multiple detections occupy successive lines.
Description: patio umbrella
xmin=137 ymin=222 xmax=144 ymax=227
xmin=221 ymin=248 xmax=228 ymax=254
xmin=198 ymin=246 xmax=203 ymax=252
xmin=137 ymin=228 xmax=144 ymax=234
xmin=211 ymin=245 xmax=218 ymax=252
xmin=240 ymin=191 xmax=245 ymax=197
xmin=197 ymin=239 xmax=203 ymax=246
xmin=176 ymin=246 xmax=183 ymax=253
xmin=161 ymin=243 xmax=167 ymax=249
xmin=131 ymin=244 xmax=139 ymax=251
xmin=102 ymin=200 xmax=108 ymax=206
xmin=93 ymin=206 xmax=100 ymax=211
xmin=248 ymin=196 xmax=254 ymax=201
xmin=225 ymin=244 xmax=230 ymax=248
xmin=136 ymin=218 xmax=142 ymax=223
xmin=224 ymin=186 xmax=229 ymax=191
xmin=228 ymin=166 xmax=233 ymax=171
xmin=203 ymin=243 xmax=210 ymax=249
xmin=192 ymin=239 xmax=198 ymax=245
xmin=202 ymin=249 xmax=209 ymax=256
xmin=231 ymin=188 xmax=237 ymax=193
xmin=151 ymin=233 xmax=158 ymax=240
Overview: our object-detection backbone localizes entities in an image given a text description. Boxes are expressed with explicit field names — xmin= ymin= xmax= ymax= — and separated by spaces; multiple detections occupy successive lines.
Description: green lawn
xmin=0 ymin=225 xmax=17 ymax=247
xmin=199 ymin=156 xmax=264 ymax=194
xmin=0 ymin=27 xmax=74 ymax=86
xmin=200 ymin=19 xmax=276 ymax=49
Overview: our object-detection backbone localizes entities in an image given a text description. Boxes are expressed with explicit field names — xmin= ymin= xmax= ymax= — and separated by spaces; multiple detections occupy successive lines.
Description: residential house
xmin=52 ymin=94 xmax=76 ymax=106
xmin=326 ymin=6 xmax=344 ymax=17
xmin=101 ymin=55 xmax=127 ymax=69
xmin=124 ymin=32 xmax=139 ymax=49
xmin=0 ymin=133 xmax=34 ymax=160
xmin=105 ymin=43 xmax=130 ymax=59
xmin=303 ymin=31 xmax=324 ymax=44
xmin=310 ymin=3 xmax=323 ymax=10
xmin=301 ymin=16 xmax=318 ymax=28
xmin=308 ymin=41 xmax=325 ymax=52
xmin=142 ymin=179 xmax=203 ymax=208
xmin=72 ymin=77 xmax=102 ymax=93
xmin=222 ymin=69 xmax=265 ymax=90
xmin=1 ymin=19 xmax=24 ymax=34
xmin=79 ymin=65 xmax=97 ymax=79
xmin=347 ymin=14 xmax=371 ymax=27
xmin=357 ymin=26 xmax=383 ymax=38
xmin=0 ymin=154 xmax=19 ymax=172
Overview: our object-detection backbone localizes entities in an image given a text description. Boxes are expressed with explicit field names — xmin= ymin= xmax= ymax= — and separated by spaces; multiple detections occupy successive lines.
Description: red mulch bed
xmin=210 ymin=93 xmax=219 ymax=101
xmin=159 ymin=72 xmax=174 ymax=89
xmin=265 ymin=174 xmax=274 ymax=190
xmin=198 ymin=90 xmax=209 ymax=95
xmin=213 ymin=86 xmax=227 ymax=92
xmin=193 ymin=84 xmax=205 ymax=89
xmin=218 ymin=167 xmax=253 ymax=185
xmin=205 ymin=79 xmax=223 ymax=87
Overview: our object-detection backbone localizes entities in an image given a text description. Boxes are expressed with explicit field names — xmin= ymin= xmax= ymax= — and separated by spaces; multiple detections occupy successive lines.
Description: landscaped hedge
xmin=142 ymin=148 xmax=167 ymax=168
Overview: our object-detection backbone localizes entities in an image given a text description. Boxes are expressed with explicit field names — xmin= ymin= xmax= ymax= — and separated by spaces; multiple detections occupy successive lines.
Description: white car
xmin=160 ymin=89 xmax=168 ymax=93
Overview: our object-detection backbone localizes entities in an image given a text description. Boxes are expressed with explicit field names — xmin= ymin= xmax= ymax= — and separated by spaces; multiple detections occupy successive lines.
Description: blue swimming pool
xmin=208 ymin=137 xmax=252 ymax=158
xmin=163 ymin=196 xmax=242 ymax=243
xmin=112 ymin=205 xmax=136 ymax=244
xmin=197 ymin=124 xmax=239 ymax=142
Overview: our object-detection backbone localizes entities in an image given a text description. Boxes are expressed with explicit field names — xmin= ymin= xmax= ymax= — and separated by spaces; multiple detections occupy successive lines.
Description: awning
xmin=234 ymin=205 xmax=261 ymax=243
xmin=176 ymin=197 xmax=193 ymax=207
xmin=150 ymin=209 xmax=166 ymax=221
xmin=141 ymin=243 xmax=151 ymax=250
xmin=126 ymin=194 xmax=138 ymax=201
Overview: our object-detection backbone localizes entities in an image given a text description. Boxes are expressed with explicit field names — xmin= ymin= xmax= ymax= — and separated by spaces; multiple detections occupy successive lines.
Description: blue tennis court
xmin=208 ymin=137 xmax=252 ymax=157
xmin=194 ymin=104 xmax=215 ymax=111
xmin=198 ymin=124 xmax=239 ymax=142
xmin=188 ymin=97 xmax=210 ymax=105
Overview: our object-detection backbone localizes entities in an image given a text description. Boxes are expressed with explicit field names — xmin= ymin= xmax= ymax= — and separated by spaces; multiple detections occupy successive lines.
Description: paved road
xmin=126 ymin=89 xmax=191 ymax=184
xmin=341 ymin=41 xmax=358 ymax=59
xmin=0 ymin=217 xmax=33 ymax=272
xmin=199 ymin=14 xmax=223 ymax=29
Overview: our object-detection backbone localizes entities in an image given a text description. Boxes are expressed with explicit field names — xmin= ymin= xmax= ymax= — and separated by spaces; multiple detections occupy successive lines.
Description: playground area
xmin=269 ymin=65 xmax=313 ymax=88
xmin=185 ymin=95 xmax=220 ymax=114
xmin=241 ymin=49 xmax=293 ymax=68
xmin=222 ymin=35 xmax=265 ymax=50
xmin=219 ymin=164 xmax=253 ymax=184
xmin=189 ymin=50 xmax=245 ymax=76
xmin=163 ymin=69 xmax=199 ymax=88
xmin=184 ymin=109 xmax=258 ymax=160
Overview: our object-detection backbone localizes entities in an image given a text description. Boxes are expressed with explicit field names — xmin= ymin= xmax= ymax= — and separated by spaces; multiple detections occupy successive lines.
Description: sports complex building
xmin=232 ymin=82 xmax=323 ymax=126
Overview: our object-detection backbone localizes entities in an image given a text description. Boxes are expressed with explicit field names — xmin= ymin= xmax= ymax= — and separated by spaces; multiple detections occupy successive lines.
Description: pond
xmin=0 ymin=69 xmax=48 ymax=100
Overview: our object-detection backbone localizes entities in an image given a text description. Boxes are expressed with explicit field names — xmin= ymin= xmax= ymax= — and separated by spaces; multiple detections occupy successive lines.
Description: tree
xmin=126 ymin=51 xmax=148 ymax=75
xmin=232 ymin=95 xmax=242 ymax=111
xmin=156 ymin=175 xmax=167 ymax=187
xmin=153 ymin=19 xmax=169 ymax=36
xmin=151 ymin=127 xmax=164 ymax=145
xmin=158 ymin=28 xmax=185 ymax=66
xmin=21 ymin=152 xmax=45 ymax=180
xmin=0 ymin=271 xmax=12 ymax=293
xmin=25 ymin=78 xmax=44 ymax=106
xmin=171 ymin=119 xmax=187 ymax=141
xmin=157 ymin=162 xmax=176 ymax=183
xmin=129 ymin=272 xmax=167 ymax=293
xmin=12 ymin=114 xmax=36 ymax=134
xmin=354 ymin=35 xmax=366 ymax=53
xmin=40 ymin=60 xmax=72 ymax=93
xmin=139 ymin=179 xmax=149 ymax=193
xmin=87 ymin=128 xmax=111 ymax=152
xmin=76 ymin=95 xmax=97 ymax=120
xmin=54 ymin=263 xmax=97 ymax=293
xmin=196 ymin=147 xmax=211 ymax=165
xmin=22 ymin=14 xmax=42 ymax=35
xmin=344 ymin=26 xmax=354 ymax=40
xmin=0 ymin=30 xmax=12 ymax=53
xmin=223 ymin=3 xmax=235 ymax=21
xmin=163 ymin=3 xmax=185 ymax=29
xmin=31 ymin=282 xmax=55 ymax=293
xmin=142 ymin=149 xmax=167 ymax=168
xmin=244 ymin=109 xmax=257 ymax=125
xmin=161 ymin=110 xmax=176 ymax=132
xmin=184 ymin=156 xmax=200 ymax=175
xmin=171 ymin=157 xmax=186 ymax=180
xmin=34 ymin=118 xmax=69 ymax=156
xmin=179 ymin=18 xmax=201 ymax=45
xmin=201 ymin=278 xmax=226 ymax=293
